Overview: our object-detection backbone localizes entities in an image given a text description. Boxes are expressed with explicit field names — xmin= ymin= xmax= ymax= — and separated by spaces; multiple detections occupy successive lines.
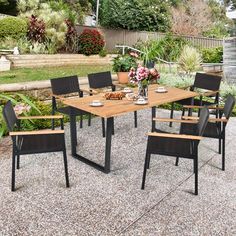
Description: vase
xmin=138 ymin=81 xmax=148 ymax=100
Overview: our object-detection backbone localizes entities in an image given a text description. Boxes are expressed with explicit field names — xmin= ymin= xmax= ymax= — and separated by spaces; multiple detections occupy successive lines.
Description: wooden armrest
xmin=198 ymin=90 xmax=219 ymax=97
xmin=182 ymin=116 xmax=228 ymax=123
xmin=183 ymin=105 xmax=223 ymax=110
xmin=17 ymin=115 xmax=63 ymax=120
xmin=209 ymin=118 xmax=228 ymax=123
xmin=51 ymin=93 xmax=66 ymax=100
xmin=148 ymin=132 xmax=202 ymax=140
xmin=153 ymin=118 xmax=198 ymax=124
xmin=10 ymin=130 xmax=64 ymax=136
xmin=182 ymin=116 xmax=199 ymax=120
xmin=80 ymin=88 xmax=98 ymax=95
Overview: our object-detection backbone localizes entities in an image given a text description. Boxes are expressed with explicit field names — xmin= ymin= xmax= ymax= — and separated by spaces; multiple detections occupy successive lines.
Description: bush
xmin=0 ymin=36 xmax=31 ymax=54
xmin=0 ymin=17 xmax=28 ymax=39
xmin=201 ymin=47 xmax=223 ymax=63
xmin=99 ymin=48 xmax=107 ymax=57
xmin=112 ymin=54 xmax=137 ymax=72
xmin=178 ymin=46 xmax=202 ymax=74
xmin=78 ymin=29 xmax=105 ymax=55
xmin=28 ymin=14 xmax=46 ymax=42
xmin=134 ymin=34 xmax=188 ymax=62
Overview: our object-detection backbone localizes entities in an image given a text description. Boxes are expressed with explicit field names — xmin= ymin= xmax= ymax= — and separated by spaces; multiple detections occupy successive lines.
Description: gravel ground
xmin=0 ymin=108 xmax=235 ymax=236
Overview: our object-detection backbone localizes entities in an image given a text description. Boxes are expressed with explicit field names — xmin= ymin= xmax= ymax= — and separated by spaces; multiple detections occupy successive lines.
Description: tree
xmin=100 ymin=0 xmax=171 ymax=32
xmin=171 ymin=0 xmax=212 ymax=36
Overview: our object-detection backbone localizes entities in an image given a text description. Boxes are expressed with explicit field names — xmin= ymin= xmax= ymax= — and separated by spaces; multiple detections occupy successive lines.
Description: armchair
xmin=142 ymin=107 xmax=209 ymax=195
xmin=3 ymin=101 xmax=70 ymax=191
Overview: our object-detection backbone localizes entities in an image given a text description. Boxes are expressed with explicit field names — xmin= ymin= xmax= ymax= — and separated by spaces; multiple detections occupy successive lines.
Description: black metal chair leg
xmin=51 ymin=108 xmax=55 ymax=130
xmin=79 ymin=115 xmax=83 ymax=128
xmin=147 ymin=154 xmax=151 ymax=169
xmin=16 ymin=154 xmax=20 ymax=169
xmin=222 ymin=136 xmax=225 ymax=171
xmin=12 ymin=152 xmax=16 ymax=191
xmin=141 ymin=152 xmax=150 ymax=190
xmin=112 ymin=118 xmax=115 ymax=135
xmin=169 ymin=103 xmax=174 ymax=127
xmin=175 ymin=157 xmax=179 ymax=166
xmin=88 ymin=113 xmax=91 ymax=126
xmin=102 ymin=118 xmax=105 ymax=137
xmin=218 ymin=137 xmax=222 ymax=154
xmin=63 ymin=150 xmax=70 ymax=188
xmin=134 ymin=111 xmax=137 ymax=128
xmin=194 ymin=156 xmax=198 ymax=195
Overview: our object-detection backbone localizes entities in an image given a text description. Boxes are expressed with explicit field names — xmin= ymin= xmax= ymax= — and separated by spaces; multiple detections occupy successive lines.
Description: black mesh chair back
xmin=193 ymin=73 xmax=222 ymax=91
xmin=223 ymin=95 xmax=235 ymax=119
xmin=88 ymin=71 xmax=113 ymax=89
xmin=197 ymin=107 xmax=210 ymax=136
xmin=50 ymin=75 xmax=80 ymax=95
xmin=3 ymin=101 xmax=17 ymax=132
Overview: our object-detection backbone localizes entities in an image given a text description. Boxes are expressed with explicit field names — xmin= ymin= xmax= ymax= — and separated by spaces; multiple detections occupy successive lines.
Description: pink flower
xmin=14 ymin=103 xmax=31 ymax=115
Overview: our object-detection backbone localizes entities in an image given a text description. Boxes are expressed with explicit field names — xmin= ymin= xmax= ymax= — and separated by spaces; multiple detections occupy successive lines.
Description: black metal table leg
xmin=104 ymin=117 xmax=113 ymax=173
xmin=151 ymin=106 xmax=156 ymax=132
xmin=70 ymin=114 xmax=77 ymax=156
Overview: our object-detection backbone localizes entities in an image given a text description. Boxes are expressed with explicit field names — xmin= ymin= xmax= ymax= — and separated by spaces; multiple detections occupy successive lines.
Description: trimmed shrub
xmin=0 ymin=17 xmax=28 ymax=39
xmin=78 ymin=29 xmax=105 ymax=55
xmin=201 ymin=47 xmax=223 ymax=63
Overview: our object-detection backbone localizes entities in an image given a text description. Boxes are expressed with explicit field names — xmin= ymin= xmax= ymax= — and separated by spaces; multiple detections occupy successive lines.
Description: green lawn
xmin=0 ymin=65 xmax=112 ymax=84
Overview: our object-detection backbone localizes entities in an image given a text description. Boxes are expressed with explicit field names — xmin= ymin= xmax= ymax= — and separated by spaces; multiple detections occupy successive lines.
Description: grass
xmin=0 ymin=65 xmax=112 ymax=84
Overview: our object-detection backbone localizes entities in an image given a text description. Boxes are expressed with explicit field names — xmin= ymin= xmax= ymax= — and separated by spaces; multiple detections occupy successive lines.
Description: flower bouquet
xmin=128 ymin=65 xmax=160 ymax=99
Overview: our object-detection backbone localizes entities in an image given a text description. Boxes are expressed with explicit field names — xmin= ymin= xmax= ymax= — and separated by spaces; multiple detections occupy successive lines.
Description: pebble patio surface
xmin=0 ymin=109 xmax=235 ymax=236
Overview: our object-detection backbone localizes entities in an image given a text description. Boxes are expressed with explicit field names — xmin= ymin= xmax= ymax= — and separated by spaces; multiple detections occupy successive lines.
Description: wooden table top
xmin=63 ymin=85 xmax=198 ymax=118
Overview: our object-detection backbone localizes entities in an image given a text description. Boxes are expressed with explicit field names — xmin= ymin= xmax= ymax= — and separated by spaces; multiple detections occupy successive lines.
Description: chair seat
xmin=17 ymin=134 xmax=65 ymax=155
xmin=181 ymin=122 xmax=221 ymax=138
xmin=57 ymin=106 xmax=89 ymax=116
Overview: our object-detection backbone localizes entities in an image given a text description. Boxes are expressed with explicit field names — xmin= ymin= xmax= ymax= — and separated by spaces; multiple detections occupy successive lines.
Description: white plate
xmin=134 ymin=100 xmax=148 ymax=105
xmin=155 ymin=89 xmax=167 ymax=93
xmin=123 ymin=89 xmax=133 ymax=93
xmin=89 ymin=103 xmax=104 ymax=107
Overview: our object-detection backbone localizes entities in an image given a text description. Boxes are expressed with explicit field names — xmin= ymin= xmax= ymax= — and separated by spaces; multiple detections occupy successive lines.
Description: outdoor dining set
xmin=2 ymin=71 xmax=235 ymax=195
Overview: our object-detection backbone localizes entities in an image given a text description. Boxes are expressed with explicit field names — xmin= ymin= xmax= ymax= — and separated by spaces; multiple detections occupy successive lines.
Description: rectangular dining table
xmin=63 ymin=85 xmax=198 ymax=173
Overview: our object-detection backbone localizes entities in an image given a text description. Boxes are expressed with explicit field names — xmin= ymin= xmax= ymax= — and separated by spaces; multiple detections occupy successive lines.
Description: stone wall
xmin=6 ymin=54 xmax=114 ymax=68
xmin=223 ymin=37 xmax=236 ymax=84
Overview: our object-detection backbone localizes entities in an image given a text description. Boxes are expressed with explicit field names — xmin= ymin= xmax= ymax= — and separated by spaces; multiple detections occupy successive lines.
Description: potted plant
xmin=141 ymin=45 xmax=156 ymax=69
xmin=112 ymin=54 xmax=137 ymax=84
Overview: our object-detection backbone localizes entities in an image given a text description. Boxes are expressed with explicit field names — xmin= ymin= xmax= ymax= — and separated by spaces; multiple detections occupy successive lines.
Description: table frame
xmin=64 ymin=86 xmax=197 ymax=173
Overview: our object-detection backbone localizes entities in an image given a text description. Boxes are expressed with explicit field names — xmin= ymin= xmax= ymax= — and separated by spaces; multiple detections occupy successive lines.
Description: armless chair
xmin=88 ymin=71 xmax=138 ymax=137
xmin=50 ymin=75 xmax=92 ymax=131
xmin=169 ymin=72 xmax=222 ymax=127
xmin=176 ymin=94 xmax=235 ymax=170
xmin=142 ymin=107 xmax=209 ymax=195
xmin=3 ymin=101 xmax=69 ymax=191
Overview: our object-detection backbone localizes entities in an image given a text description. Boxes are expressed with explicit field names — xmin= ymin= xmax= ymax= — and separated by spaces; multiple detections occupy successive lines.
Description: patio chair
xmin=169 ymin=72 xmax=222 ymax=127
xmin=2 ymin=101 xmax=69 ymax=191
xmin=176 ymin=94 xmax=235 ymax=170
xmin=88 ymin=71 xmax=138 ymax=137
xmin=50 ymin=75 xmax=92 ymax=130
xmin=141 ymin=107 xmax=209 ymax=195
